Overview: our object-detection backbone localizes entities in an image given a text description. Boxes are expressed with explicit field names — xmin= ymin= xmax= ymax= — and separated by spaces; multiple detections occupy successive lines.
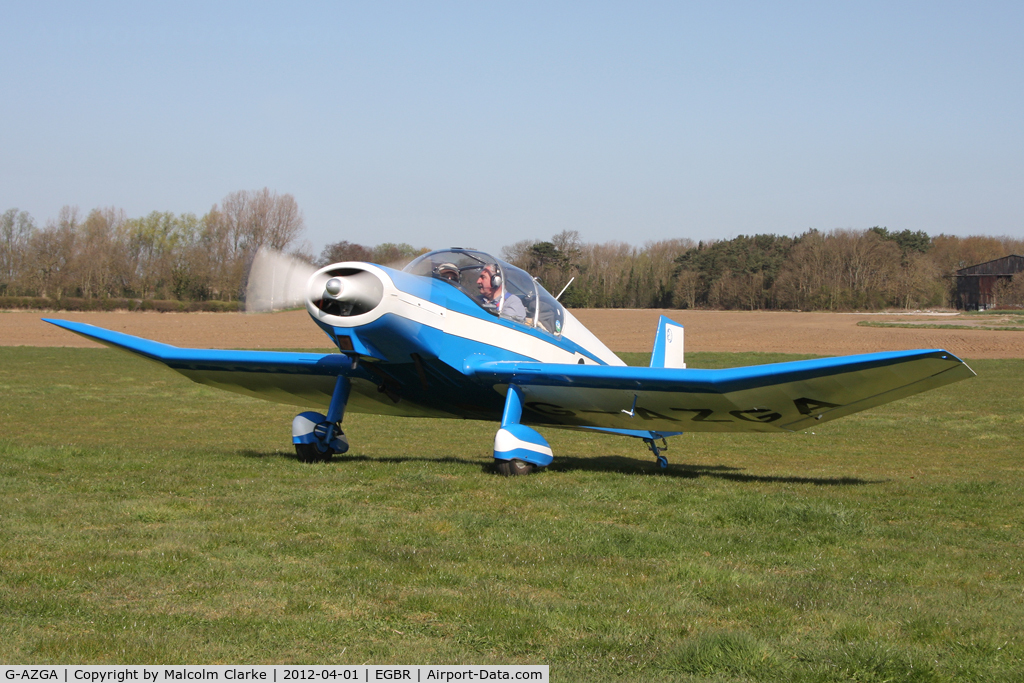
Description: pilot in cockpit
xmin=476 ymin=263 xmax=526 ymax=322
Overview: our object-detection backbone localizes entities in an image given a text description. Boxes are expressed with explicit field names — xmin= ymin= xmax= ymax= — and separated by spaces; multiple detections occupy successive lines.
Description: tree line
xmin=0 ymin=193 xmax=430 ymax=306
xmin=3 ymin=192 xmax=1021 ymax=310
xmin=1 ymin=189 xmax=306 ymax=303
xmin=503 ymin=229 xmax=1024 ymax=310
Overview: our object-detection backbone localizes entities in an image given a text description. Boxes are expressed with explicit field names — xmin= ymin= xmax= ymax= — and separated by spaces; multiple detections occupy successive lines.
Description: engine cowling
xmin=306 ymin=264 xmax=385 ymax=321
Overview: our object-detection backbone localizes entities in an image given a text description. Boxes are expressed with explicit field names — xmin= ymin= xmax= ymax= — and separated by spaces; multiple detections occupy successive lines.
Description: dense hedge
xmin=0 ymin=296 xmax=242 ymax=312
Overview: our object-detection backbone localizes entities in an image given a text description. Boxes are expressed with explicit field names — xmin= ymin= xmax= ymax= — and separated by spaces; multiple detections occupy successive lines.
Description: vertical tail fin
xmin=650 ymin=315 xmax=686 ymax=368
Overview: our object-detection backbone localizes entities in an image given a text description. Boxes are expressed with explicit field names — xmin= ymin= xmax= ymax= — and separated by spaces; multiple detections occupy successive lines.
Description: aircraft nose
xmin=308 ymin=267 xmax=385 ymax=318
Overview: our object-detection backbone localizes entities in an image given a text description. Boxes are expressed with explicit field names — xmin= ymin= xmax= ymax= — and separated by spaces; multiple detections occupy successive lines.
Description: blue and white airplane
xmin=46 ymin=248 xmax=975 ymax=475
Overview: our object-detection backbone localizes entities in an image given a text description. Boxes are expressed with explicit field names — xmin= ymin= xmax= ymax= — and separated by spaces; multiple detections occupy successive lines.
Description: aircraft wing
xmin=43 ymin=319 xmax=354 ymax=409
xmin=466 ymin=349 xmax=975 ymax=433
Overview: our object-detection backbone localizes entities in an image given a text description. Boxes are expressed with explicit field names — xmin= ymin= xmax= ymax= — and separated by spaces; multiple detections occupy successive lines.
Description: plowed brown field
xmin=3 ymin=309 xmax=1021 ymax=358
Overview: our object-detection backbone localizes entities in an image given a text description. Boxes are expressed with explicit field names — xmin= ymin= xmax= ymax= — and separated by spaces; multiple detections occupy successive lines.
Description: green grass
xmin=1 ymin=347 xmax=1022 ymax=680
xmin=966 ymin=309 xmax=1024 ymax=316
xmin=857 ymin=320 xmax=1024 ymax=331
xmin=857 ymin=311 xmax=1024 ymax=332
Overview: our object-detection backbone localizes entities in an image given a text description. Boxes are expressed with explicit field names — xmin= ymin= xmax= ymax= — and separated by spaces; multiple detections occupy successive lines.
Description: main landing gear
xmin=292 ymin=375 xmax=351 ymax=464
xmin=493 ymin=385 xmax=553 ymax=476
xmin=490 ymin=387 xmax=675 ymax=476
xmin=644 ymin=435 xmax=669 ymax=469
xmin=495 ymin=459 xmax=536 ymax=476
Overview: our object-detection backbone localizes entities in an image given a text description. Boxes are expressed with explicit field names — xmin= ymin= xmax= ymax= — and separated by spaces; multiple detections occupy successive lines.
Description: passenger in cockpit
xmin=476 ymin=263 xmax=526 ymax=322
xmin=435 ymin=262 xmax=460 ymax=284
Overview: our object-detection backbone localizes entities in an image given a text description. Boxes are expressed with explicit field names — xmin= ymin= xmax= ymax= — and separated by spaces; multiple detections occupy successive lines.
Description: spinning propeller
xmin=245 ymin=247 xmax=326 ymax=313
xmin=246 ymin=247 xmax=385 ymax=316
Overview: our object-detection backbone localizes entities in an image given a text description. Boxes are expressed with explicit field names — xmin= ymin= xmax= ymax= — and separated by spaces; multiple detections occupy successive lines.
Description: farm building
xmin=955 ymin=255 xmax=1024 ymax=310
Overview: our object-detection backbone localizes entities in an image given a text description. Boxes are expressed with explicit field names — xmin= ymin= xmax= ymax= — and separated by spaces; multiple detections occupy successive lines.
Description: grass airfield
xmin=0 ymin=347 xmax=1021 ymax=681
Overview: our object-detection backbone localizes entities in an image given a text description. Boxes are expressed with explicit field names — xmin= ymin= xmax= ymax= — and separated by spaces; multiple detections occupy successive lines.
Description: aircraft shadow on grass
xmin=239 ymin=449 xmax=877 ymax=486
xmin=545 ymin=454 xmax=879 ymax=485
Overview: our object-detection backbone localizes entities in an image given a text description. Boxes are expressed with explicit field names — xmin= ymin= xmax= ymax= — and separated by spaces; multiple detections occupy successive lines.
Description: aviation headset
xmin=484 ymin=264 xmax=502 ymax=288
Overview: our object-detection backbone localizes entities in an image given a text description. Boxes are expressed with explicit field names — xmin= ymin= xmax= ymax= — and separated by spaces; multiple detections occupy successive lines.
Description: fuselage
xmin=304 ymin=250 xmax=623 ymax=423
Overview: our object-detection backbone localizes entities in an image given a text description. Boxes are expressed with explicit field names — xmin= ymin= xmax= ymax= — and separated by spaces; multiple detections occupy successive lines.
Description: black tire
xmin=295 ymin=443 xmax=334 ymax=464
xmin=495 ymin=459 xmax=535 ymax=476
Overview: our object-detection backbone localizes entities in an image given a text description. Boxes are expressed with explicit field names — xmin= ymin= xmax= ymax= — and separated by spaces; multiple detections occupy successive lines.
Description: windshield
xmin=404 ymin=249 xmax=566 ymax=337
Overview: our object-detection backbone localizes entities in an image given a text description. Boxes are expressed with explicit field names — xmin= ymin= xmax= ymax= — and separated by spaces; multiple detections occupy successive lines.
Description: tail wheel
xmin=295 ymin=443 xmax=334 ymax=464
xmin=495 ymin=459 xmax=536 ymax=476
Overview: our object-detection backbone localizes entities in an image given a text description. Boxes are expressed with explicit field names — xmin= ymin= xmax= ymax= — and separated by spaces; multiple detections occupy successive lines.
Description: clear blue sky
xmin=2 ymin=1 xmax=1022 ymax=257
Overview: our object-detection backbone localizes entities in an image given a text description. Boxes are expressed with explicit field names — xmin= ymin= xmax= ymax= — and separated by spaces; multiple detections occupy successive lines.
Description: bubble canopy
xmin=404 ymin=249 xmax=566 ymax=337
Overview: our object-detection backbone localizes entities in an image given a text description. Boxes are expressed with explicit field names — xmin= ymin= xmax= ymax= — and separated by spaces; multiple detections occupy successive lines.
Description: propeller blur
xmin=46 ymin=247 xmax=975 ymax=475
xmin=245 ymin=247 xmax=321 ymax=313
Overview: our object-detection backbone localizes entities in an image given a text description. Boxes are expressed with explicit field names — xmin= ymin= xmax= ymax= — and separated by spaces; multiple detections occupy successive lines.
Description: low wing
xmin=466 ymin=349 xmax=975 ymax=433
xmin=43 ymin=319 xmax=352 ymax=409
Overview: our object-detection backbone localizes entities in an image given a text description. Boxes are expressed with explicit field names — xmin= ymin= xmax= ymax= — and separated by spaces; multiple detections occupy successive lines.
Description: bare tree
xmin=319 ymin=241 xmax=372 ymax=265
xmin=0 ymin=208 xmax=37 ymax=295
xmin=217 ymin=188 xmax=305 ymax=257
xmin=27 ymin=206 xmax=79 ymax=298
xmin=211 ymin=188 xmax=306 ymax=299
xmin=78 ymin=207 xmax=127 ymax=298
xmin=772 ymin=230 xmax=899 ymax=310
xmin=500 ymin=239 xmax=537 ymax=265
xmin=551 ymin=230 xmax=583 ymax=263
xmin=890 ymin=251 xmax=943 ymax=309
xmin=672 ymin=270 xmax=700 ymax=309
xmin=636 ymin=239 xmax=694 ymax=307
